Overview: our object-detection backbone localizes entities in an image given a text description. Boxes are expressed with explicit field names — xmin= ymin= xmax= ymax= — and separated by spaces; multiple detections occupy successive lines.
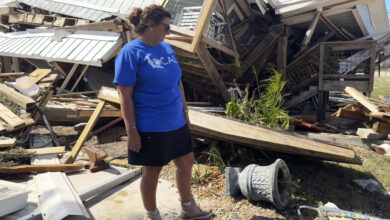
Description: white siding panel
xmin=75 ymin=40 xmax=99 ymax=61
xmin=20 ymin=38 xmax=42 ymax=54
xmin=67 ymin=40 xmax=91 ymax=60
xmin=93 ymin=41 xmax=117 ymax=61
xmin=59 ymin=38 xmax=83 ymax=59
xmin=0 ymin=30 xmax=122 ymax=66
xmin=33 ymin=38 xmax=52 ymax=56
xmin=83 ymin=41 xmax=106 ymax=62
xmin=52 ymin=38 xmax=74 ymax=58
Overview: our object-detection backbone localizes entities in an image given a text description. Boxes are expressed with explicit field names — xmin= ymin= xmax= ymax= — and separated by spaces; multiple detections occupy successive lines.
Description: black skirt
xmin=128 ymin=123 xmax=193 ymax=166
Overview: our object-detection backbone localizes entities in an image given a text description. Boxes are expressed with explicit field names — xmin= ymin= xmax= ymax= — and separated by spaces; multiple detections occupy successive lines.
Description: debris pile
xmin=0 ymin=0 xmax=389 ymax=219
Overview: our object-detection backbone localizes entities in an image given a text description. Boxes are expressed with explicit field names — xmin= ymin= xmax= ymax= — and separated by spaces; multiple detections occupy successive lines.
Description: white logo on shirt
xmin=146 ymin=55 xmax=178 ymax=69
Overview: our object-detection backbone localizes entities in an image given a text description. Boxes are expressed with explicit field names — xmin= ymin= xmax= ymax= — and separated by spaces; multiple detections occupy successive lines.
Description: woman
xmin=114 ymin=5 xmax=212 ymax=220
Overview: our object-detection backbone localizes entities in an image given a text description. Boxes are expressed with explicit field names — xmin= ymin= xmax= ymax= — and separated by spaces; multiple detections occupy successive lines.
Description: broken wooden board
xmin=27 ymin=146 xmax=66 ymax=156
xmin=28 ymin=69 xmax=52 ymax=84
xmin=189 ymin=110 xmax=359 ymax=164
xmin=373 ymin=121 xmax=390 ymax=134
xmin=345 ymin=87 xmax=379 ymax=114
xmin=0 ymin=84 xmax=36 ymax=109
xmin=0 ymin=138 xmax=17 ymax=148
xmin=0 ymin=164 xmax=84 ymax=173
xmin=95 ymin=87 xmax=359 ymax=164
xmin=0 ymin=103 xmax=24 ymax=128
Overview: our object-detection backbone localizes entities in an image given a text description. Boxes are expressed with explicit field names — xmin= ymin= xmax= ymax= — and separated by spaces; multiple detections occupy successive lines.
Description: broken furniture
xmin=226 ymin=159 xmax=291 ymax=210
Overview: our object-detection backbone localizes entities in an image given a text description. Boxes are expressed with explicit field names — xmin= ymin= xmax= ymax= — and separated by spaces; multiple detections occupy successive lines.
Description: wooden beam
xmin=54 ymin=90 xmax=99 ymax=97
xmin=0 ymin=164 xmax=84 ymax=173
xmin=189 ymin=110 xmax=359 ymax=164
xmin=0 ymin=84 xmax=36 ymax=109
xmin=64 ymin=100 xmax=106 ymax=164
xmin=70 ymin=65 xmax=89 ymax=92
xmin=302 ymin=9 xmax=322 ymax=47
xmin=196 ymin=43 xmax=230 ymax=101
xmin=0 ymin=138 xmax=17 ymax=148
xmin=57 ymin=63 xmax=79 ymax=94
xmin=0 ymin=103 xmax=24 ymax=128
xmin=201 ymin=37 xmax=236 ymax=57
xmin=219 ymin=0 xmax=241 ymax=67
xmin=345 ymin=86 xmax=379 ymax=114
xmin=373 ymin=121 xmax=390 ymax=134
xmin=98 ymin=86 xmax=120 ymax=104
xmin=51 ymin=62 xmax=67 ymax=77
xmin=189 ymin=0 xmax=218 ymax=52
xmin=336 ymin=108 xmax=369 ymax=121
xmin=29 ymin=69 xmax=52 ymax=84
xmin=244 ymin=29 xmax=280 ymax=68
xmin=277 ymin=36 xmax=288 ymax=74
xmin=319 ymin=14 xmax=350 ymax=41
xmin=27 ymin=146 xmax=66 ymax=156
xmin=62 ymin=20 xmax=123 ymax=32
xmin=77 ymin=109 xmax=121 ymax=118
xmin=164 ymin=39 xmax=192 ymax=52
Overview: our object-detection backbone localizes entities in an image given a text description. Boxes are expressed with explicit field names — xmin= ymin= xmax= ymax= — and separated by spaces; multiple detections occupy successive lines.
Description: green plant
xmin=202 ymin=140 xmax=227 ymax=172
xmin=226 ymin=68 xmax=290 ymax=129
xmin=192 ymin=163 xmax=212 ymax=185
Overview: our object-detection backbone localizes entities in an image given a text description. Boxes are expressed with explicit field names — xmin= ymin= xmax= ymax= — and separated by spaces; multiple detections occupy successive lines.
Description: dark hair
xmin=128 ymin=5 xmax=171 ymax=35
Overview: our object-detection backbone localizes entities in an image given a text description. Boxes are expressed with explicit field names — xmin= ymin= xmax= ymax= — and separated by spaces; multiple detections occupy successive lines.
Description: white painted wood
xmin=356 ymin=4 xmax=376 ymax=36
xmin=0 ymin=30 xmax=121 ymax=66
xmin=367 ymin=0 xmax=389 ymax=32
xmin=275 ymin=0 xmax=353 ymax=16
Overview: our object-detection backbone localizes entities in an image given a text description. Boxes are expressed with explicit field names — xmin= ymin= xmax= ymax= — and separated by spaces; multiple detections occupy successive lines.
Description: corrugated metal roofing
xmin=0 ymin=29 xmax=122 ymax=66
xmin=17 ymin=0 xmax=163 ymax=22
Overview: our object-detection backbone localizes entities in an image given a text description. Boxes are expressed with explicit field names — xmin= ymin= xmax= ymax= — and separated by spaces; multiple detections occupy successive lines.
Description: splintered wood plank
xmin=0 ymin=164 xmax=84 ymax=173
xmin=64 ymin=100 xmax=106 ymax=164
xmin=189 ymin=110 xmax=359 ymax=164
xmin=378 ymin=105 xmax=390 ymax=112
xmin=0 ymin=103 xmax=24 ymax=128
xmin=0 ymin=138 xmax=17 ymax=148
xmin=345 ymin=87 xmax=379 ymax=114
xmin=29 ymin=69 xmax=52 ymax=83
xmin=336 ymin=108 xmax=369 ymax=121
xmin=27 ymin=146 xmax=66 ymax=156
xmin=0 ymin=84 xmax=36 ymax=109
xmin=373 ymin=121 xmax=390 ymax=134
xmin=98 ymin=86 xmax=120 ymax=104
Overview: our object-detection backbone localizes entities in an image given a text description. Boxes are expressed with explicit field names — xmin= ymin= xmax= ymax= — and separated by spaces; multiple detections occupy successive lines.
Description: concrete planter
xmin=226 ymin=159 xmax=291 ymax=210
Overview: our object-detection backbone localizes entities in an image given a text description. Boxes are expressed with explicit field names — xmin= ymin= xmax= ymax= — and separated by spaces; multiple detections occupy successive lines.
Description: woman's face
xmin=147 ymin=17 xmax=171 ymax=42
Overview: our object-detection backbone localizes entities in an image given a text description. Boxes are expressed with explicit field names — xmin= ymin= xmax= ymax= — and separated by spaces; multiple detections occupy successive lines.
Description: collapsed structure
xmin=0 ymin=0 xmax=390 ymax=219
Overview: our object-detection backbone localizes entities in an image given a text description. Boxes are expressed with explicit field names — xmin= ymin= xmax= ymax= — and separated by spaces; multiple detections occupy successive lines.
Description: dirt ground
xmin=32 ymin=123 xmax=390 ymax=220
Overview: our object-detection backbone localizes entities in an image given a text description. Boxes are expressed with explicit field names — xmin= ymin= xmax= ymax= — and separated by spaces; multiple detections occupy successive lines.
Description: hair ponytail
xmin=129 ymin=8 xmax=143 ymax=27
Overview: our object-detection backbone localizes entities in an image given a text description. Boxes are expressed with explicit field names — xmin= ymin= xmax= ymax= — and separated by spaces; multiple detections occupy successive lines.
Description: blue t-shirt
xmin=113 ymin=39 xmax=186 ymax=132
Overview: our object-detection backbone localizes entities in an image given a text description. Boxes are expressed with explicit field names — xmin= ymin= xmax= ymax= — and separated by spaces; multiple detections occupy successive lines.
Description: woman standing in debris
xmin=114 ymin=5 xmax=212 ymax=220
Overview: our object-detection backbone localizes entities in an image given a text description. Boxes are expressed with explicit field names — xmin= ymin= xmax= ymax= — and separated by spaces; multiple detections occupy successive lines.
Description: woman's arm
xmin=179 ymin=81 xmax=190 ymax=125
xmin=117 ymin=85 xmax=141 ymax=152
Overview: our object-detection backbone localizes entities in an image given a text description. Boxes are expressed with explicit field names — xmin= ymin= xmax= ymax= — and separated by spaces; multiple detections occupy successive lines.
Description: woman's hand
xmin=127 ymin=127 xmax=141 ymax=153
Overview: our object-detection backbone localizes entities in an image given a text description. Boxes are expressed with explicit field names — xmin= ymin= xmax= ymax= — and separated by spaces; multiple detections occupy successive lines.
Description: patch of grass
xmin=202 ymin=140 xmax=227 ymax=172
xmin=226 ymin=69 xmax=290 ymax=129
xmin=372 ymin=76 xmax=390 ymax=99
xmin=192 ymin=163 xmax=213 ymax=185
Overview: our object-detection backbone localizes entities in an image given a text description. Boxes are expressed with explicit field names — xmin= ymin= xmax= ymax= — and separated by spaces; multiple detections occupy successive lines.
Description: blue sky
xmin=387 ymin=0 xmax=390 ymax=18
